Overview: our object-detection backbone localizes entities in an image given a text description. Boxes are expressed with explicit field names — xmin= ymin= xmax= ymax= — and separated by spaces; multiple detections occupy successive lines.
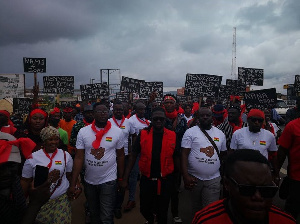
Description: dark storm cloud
xmin=236 ymin=0 xmax=300 ymax=33
xmin=0 ymin=0 xmax=162 ymax=46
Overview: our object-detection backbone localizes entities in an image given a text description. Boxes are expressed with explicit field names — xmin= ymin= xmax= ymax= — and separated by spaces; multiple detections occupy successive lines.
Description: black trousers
xmin=140 ymin=175 xmax=173 ymax=224
xmin=285 ymin=178 xmax=300 ymax=219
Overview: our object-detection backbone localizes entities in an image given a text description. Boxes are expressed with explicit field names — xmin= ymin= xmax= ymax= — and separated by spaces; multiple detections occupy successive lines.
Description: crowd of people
xmin=0 ymin=94 xmax=300 ymax=224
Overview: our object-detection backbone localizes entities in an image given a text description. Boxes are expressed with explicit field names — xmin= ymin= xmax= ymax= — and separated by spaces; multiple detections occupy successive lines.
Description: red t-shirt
xmin=192 ymin=199 xmax=295 ymax=224
xmin=278 ymin=118 xmax=300 ymax=181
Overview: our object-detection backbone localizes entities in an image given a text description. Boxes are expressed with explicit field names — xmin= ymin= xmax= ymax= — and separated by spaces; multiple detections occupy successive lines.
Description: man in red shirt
xmin=278 ymin=118 xmax=300 ymax=220
xmin=192 ymin=149 xmax=295 ymax=224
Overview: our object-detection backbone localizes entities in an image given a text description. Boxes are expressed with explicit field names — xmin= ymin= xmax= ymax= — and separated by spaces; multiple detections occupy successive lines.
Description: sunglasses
xmin=153 ymin=117 xmax=166 ymax=122
xmin=250 ymin=117 xmax=264 ymax=123
xmin=228 ymin=177 xmax=278 ymax=198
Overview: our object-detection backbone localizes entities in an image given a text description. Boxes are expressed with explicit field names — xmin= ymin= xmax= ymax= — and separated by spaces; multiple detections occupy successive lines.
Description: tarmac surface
xmin=71 ymin=172 xmax=287 ymax=224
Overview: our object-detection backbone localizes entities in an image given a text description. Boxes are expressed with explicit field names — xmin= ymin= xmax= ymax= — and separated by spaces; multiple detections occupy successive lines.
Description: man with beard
xmin=121 ymin=107 xmax=176 ymax=224
xmin=181 ymin=107 xmax=227 ymax=214
xmin=230 ymin=109 xmax=280 ymax=185
xmin=163 ymin=94 xmax=187 ymax=224
xmin=69 ymin=102 xmax=125 ymax=224
xmin=192 ymin=149 xmax=295 ymax=224
xmin=217 ymin=104 xmax=247 ymax=150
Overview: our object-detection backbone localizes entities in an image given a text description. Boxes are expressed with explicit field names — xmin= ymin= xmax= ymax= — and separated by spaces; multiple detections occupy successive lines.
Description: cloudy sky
xmin=0 ymin=0 xmax=299 ymax=94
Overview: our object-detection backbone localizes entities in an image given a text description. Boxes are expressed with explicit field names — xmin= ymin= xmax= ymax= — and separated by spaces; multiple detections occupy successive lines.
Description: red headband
xmin=247 ymin=109 xmax=264 ymax=119
xmin=164 ymin=96 xmax=176 ymax=102
xmin=0 ymin=110 xmax=10 ymax=118
xmin=29 ymin=109 xmax=47 ymax=118
xmin=50 ymin=107 xmax=60 ymax=115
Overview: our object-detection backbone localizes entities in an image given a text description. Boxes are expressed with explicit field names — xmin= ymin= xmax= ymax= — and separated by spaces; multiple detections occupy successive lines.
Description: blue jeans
xmin=85 ymin=180 xmax=117 ymax=224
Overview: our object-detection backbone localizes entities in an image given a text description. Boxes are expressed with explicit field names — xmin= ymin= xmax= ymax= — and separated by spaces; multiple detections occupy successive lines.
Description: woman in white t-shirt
xmin=21 ymin=126 xmax=74 ymax=224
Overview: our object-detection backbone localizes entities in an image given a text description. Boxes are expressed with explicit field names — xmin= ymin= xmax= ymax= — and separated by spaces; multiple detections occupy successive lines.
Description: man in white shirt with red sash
xmin=125 ymin=101 xmax=150 ymax=212
xmin=109 ymin=100 xmax=133 ymax=218
xmin=69 ymin=102 xmax=125 ymax=224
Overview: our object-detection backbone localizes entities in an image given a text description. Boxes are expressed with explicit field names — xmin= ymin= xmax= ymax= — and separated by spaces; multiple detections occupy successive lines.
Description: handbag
xmin=279 ymin=176 xmax=290 ymax=199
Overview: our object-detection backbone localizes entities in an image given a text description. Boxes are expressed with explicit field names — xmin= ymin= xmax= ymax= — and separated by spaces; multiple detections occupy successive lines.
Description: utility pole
xmin=100 ymin=69 xmax=120 ymax=94
xmin=231 ymin=27 xmax=237 ymax=79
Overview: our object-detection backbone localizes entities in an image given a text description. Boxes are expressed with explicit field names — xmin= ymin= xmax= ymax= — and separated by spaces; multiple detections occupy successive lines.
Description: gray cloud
xmin=0 ymin=0 xmax=299 ymax=95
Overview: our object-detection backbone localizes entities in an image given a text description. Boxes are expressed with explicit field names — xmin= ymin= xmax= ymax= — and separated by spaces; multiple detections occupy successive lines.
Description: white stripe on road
xmin=280 ymin=168 xmax=287 ymax=175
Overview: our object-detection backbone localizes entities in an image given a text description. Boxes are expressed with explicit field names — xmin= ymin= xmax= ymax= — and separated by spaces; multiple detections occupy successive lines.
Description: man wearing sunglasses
xmin=230 ymin=109 xmax=280 ymax=185
xmin=192 ymin=149 xmax=295 ymax=224
xmin=121 ymin=107 xmax=176 ymax=224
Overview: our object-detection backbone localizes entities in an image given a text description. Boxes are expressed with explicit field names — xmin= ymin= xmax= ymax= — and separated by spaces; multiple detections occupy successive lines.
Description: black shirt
xmin=133 ymin=131 xmax=163 ymax=178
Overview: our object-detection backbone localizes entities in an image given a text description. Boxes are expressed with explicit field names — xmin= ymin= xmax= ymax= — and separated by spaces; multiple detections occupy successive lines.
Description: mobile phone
xmin=34 ymin=165 xmax=49 ymax=188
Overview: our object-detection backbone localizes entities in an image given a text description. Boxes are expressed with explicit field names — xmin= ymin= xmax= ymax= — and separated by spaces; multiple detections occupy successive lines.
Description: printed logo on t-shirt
xmin=106 ymin=137 xmax=112 ymax=142
xmin=90 ymin=147 xmax=105 ymax=160
xmin=120 ymin=126 xmax=125 ymax=129
xmin=200 ymin=146 xmax=215 ymax=158
xmin=213 ymin=137 xmax=219 ymax=142
xmin=55 ymin=161 xmax=62 ymax=165
xmin=260 ymin=141 xmax=266 ymax=146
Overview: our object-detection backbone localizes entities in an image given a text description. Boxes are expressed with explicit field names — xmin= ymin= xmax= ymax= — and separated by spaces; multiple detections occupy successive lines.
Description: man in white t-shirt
xmin=230 ymin=108 xmax=280 ymax=185
xmin=109 ymin=100 xmax=133 ymax=218
xmin=69 ymin=102 xmax=125 ymax=224
xmin=181 ymin=107 xmax=227 ymax=214
xmin=125 ymin=101 xmax=150 ymax=212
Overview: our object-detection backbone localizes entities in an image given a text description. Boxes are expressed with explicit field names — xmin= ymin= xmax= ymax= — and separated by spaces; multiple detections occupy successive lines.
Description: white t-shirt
xmin=76 ymin=124 xmax=124 ymax=185
xmin=230 ymin=127 xmax=277 ymax=158
xmin=22 ymin=149 xmax=73 ymax=199
xmin=181 ymin=126 xmax=227 ymax=180
xmin=109 ymin=117 xmax=132 ymax=155
xmin=128 ymin=114 xmax=150 ymax=135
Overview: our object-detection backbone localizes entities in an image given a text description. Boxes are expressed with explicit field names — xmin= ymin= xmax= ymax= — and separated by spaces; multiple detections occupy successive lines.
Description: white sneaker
xmin=173 ymin=217 xmax=183 ymax=224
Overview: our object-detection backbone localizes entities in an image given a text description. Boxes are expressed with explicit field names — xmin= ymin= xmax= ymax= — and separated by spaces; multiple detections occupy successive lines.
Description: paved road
xmin=71 ymin=165 xmax=288 ymax=224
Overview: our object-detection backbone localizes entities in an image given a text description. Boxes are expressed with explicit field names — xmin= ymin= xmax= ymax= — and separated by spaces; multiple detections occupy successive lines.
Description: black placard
xmin=226 ymin=79 xmax=246 ymax=96
xmin=120 ymin=76 xmax=145 ymax=94
xmin=184 ymin=74 xmax=222 ymax=97
xmin=139 ymin=82 xmax=163 ymax=102
xmin=294 ymin=75 xmax=300 ymax=93
xmin=13 ymin=98 xmax=33 ymax=115
xmin=23 ymin=57 xmax=46 ymax=73
xmin=116 ymin=92 xmax=130 ymax=102
xmin=244 ymin=88 xmax=277 ymax=110
xmin=80 ymin=83 xmax=109 ymax=101
xmin=176 ymin=95 xmax=188 ymax=103
xmin=218 ymin=85 xmax=230 ymax=99
xmin=43 ymin=76 xmax=74 ymax=94
xmin=238 ymin=67 xmax=264 ymax=86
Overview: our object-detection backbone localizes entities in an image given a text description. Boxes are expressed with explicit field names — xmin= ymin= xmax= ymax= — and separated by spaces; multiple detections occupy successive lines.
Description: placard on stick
xmin=13 ymin=98 xmax=33 ymax=115
xmin=244 ymin=88 xmax=277 ymax=110
xmin=23 ymin=57 xmax=46 ymax=73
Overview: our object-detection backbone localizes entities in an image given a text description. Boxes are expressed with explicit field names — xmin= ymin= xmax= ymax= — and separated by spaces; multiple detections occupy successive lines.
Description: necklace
xmin=248 ymin=128 xmax=260 ymax=145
